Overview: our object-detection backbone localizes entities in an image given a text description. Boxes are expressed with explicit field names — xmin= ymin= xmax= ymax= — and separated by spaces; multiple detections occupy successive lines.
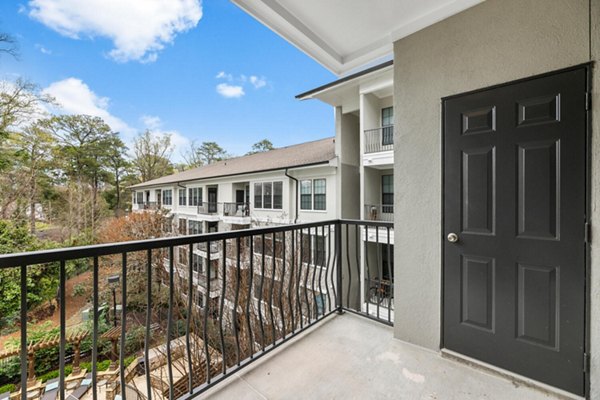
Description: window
xmin=163 ymin=189 xmax=172 ymax=205
xmin=179 ymin=188 xmax=187 ymax=206
xmin=188 ymin=187 xmax=201 ymax=206
xmin=254 ymin=183 xmax=262 ymax=208
xmin=189 ymin=220 xmax=203 ymax=235
xmin=192 ymin=253 xmax=203 ymax=273
xmin=136 ymin=192 xmax=144 ymax=204
xmin=273 ymin=181 xmax=282 ymax=209
xmin=382 ymin=175 xmax=394 ymax=214
xmin=313 ymin=179 xmax=326 ymax=210
xmin=178 ymin=247 xmax=188 ymax=265
xmin=381 ymin=107 xmax=393 ymax=146
xmin=263 ymin=182 xmax=272 ymax=209
xmin=300 ymin=179 xmax=326 ymax=211
xmin=178 ymin=218 xmax=187 ymax=235
xmin=301 ymin=233 xmax=326 ymax=266
xmin=300 ymin=180 xmax=312 ymax=210
xmin=254 ymin=181 xmax=283 ymax=209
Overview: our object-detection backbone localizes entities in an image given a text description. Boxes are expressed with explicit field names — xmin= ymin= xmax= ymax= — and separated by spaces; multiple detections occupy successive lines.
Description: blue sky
xmin=0 ymin=0 xmax=336 ymax=160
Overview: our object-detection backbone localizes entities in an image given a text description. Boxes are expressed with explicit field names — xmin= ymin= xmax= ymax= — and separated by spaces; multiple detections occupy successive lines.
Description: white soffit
xmin=232 ymin=0 xmax=485 ymax=76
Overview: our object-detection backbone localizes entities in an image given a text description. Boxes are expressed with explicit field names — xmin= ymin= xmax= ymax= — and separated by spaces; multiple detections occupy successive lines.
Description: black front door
xmin=443 ymin=67 xmax=587 ymax=395
xmin=208 ymin=187 xmax=217 ymax=213
xmin=236 ymin=190 xmax=245 ymax=204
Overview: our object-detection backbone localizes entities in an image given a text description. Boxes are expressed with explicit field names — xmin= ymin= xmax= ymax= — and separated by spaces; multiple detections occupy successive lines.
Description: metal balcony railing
xmin=197 ymin=201 xmax=220 ymax=215
xmin=223 ymin=202 xmax=250 ymax=217
xmin=0 ymin=219 xmax=392 ymax=399
xmin=364 ymin=125 xmax=394 ymax=154
xmin=140 ymin=201 xmax=159 ymax=210
xmin=364 ymin=204 xmax=394 ymax=222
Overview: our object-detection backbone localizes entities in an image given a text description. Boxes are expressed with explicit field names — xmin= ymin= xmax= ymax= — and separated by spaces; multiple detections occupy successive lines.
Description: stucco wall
xmin=392 ymin=0 xmax=594 ymax=361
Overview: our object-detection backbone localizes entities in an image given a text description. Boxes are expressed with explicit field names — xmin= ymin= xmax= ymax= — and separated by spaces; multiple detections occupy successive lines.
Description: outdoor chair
xmin=65 ymin=374 xmax=91 ymax=400
xmin=41 ymin=379 xmax=59 ymax=400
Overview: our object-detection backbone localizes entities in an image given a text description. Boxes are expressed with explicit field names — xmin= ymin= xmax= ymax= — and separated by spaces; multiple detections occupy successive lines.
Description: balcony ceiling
xmin=232 ymin=0 xmax=484 ymax=75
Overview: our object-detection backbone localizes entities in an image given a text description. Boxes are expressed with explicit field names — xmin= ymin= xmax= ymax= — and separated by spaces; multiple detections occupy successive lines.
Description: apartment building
xmin=297 ymin=62 xmax=395 ymax=312
xmin=129 ymin=138 xmax=341 ymax=314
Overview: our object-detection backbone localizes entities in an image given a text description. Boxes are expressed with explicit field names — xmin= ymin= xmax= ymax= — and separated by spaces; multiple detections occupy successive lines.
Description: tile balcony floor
xmin=201 ymin=313 xmax=567 ymax=400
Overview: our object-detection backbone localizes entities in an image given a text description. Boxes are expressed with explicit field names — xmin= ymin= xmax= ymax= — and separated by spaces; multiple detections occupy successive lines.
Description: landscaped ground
xmin=0 ymin=270 xmax=93 ymax=350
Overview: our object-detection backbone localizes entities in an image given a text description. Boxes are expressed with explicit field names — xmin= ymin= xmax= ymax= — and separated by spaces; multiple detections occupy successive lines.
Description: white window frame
xmin=253 ymin=181 xmax=283 ymax=210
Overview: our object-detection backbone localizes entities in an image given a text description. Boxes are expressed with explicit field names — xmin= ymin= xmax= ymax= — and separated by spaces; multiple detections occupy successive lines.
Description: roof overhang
xmin=232 ymin=0 xmax=485 ymax=76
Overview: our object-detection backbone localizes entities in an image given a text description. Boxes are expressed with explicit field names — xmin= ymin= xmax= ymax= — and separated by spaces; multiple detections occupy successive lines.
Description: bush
xmin=0 ymin=383 xmax=15 ymax=394
xmin=72 ymin=283 xmax=87 ymax=297
xmin=38 ymin=365 xmax=72 ymax=383
xmin=125 ymin=325 xmax=145 ymax=354
xmin=79 ymin=359 xmax=111 ymax=372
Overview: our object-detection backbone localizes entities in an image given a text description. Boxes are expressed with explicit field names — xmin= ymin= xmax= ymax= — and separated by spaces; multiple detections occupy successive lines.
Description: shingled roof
xmin=130 ymin=137 xmax=336 ymax=189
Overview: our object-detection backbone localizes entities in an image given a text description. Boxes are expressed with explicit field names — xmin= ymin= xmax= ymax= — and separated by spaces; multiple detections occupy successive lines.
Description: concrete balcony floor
xmin=202 ymin=313 xmax=565 ymax=400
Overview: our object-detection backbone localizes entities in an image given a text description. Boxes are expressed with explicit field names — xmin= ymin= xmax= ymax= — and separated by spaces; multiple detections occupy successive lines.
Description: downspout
xmin=284 ymin=168 xmax=299 ymax=223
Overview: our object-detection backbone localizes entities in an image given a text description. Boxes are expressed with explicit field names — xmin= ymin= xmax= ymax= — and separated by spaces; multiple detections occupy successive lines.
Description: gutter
xmin=284 ymin=168 xmax=299 ymax=224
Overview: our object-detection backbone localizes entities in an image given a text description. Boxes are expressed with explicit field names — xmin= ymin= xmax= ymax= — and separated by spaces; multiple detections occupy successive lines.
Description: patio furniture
xmin=65 ymin=374 xmax=92 ymax=400
xmin=40 ymin=379 xmax=59 ymax=400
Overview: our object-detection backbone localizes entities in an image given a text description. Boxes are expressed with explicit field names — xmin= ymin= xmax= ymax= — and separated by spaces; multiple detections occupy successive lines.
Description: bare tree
xmin=132 ymin=130 xmax=174 ymax=182
xmin=0 ymin=32 xmax=19 ymax=59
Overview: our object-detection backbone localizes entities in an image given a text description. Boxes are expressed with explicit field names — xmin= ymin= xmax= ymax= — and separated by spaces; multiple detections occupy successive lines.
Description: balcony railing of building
xmin=197 ymin=201 xmax=220 ymax=215
xmin=0 ymin=219 xmax=392 ymax=400
xmin=364 ymin=125 xmax=394 ymax=154
xmin=364 ymin=204 xmax=394 ymax=222
xmin=223 ymin=202 xmax=250 ymax=217
xmin=137 ymin=201 xmax=159 ymax=211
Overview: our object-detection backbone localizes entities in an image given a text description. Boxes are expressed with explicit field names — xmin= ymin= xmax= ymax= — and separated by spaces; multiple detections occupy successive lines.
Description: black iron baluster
xmin=92 ymin=257 xmax=99 ymax=400
xmin=324 ymin=224 xmax=332 ymax=313
xmin=288 ymin=230 xmax=295 ymax=332
xmin=234 ymin=238 xmax=241 ymax=366
xmin=219 ymin=239 xmax=227 ymax=375
xmin=335 ymin=223 xmax=342 ymax=313
xmin=298 ymin=230 xmax=304 ymax=329
xmin=355 ymin=224 xmax=361 ymax=308
xmin=258 ymin=234 xmax=266 ymax=350
xmin=120 ymin=253 xmax=127 ymax=400
xmin=329 ymin=224 xmax=338 ymax=313
xmin=187 ymin=243 xmax=193 ymax=394
xmin=245 ymin=237 xmax=254 ymax=358
xmin=20 ymin=265 xmax=27 ymax=400
xmin=345 ymin=224 xmax=352 ymax=309
xmin=317 ymin=225 xmax=325 ymax=318
xmin=303 ymin=229 xmax=311 ymax=322
xmin=204 ymin=241 xmax=212 ymax=384
xmin=310 ymin=227 xmax=318 ymax=320
xmin=166 ymin=247 xmax=174 ymax=400
xmin=279 ymin=232 xmax=286 ymax=336
xmin=365 ymin=225 xmax=371 ymax=315
xmin=59 ymin=260 xmax=66 ymax=400
xmin=269 ymin=232 xmax=277 ymax=345
xmin=145 ymin=250 xmax=152 ymax=400
xmin=376 ymin=225 xmax=380 ymax=319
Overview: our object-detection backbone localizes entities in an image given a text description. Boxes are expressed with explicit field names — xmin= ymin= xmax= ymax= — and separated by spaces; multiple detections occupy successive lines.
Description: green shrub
xmin=72 ymin=283 xmax=87 ymax=297
xmin=38 ymin=365 xmax=72 ymax=383
xmin=0 ymin=383 xmax=15 ymax=393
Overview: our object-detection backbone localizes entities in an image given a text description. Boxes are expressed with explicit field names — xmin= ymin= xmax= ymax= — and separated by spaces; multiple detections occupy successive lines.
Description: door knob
xmin=447 ymin=233 xmax=459 ymax=243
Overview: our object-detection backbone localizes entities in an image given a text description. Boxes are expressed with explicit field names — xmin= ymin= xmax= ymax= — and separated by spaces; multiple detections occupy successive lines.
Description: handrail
xmin=364 ymin=125 xmax=394 ymax=154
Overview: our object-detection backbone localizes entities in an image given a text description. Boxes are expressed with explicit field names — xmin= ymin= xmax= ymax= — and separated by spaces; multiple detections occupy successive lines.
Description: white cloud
xmin=249 ymin=75 xmax=266 ymax=89
xmin=215 ymin=71 xmax=268 ymax=98
xmin=43 ymin=77 xmax=135 ymax=136
xmin=216 ymin=83 xmax=244 ymax=99
xmin=27 ymin=0 xmax=202 ymax=63
xmin=35 ymin=44 xmax=52 ymax=54
xmin=140 ymin=115 xmax=162 ymax=131
xmin=215 ymin=71 xmax=232 ymax=81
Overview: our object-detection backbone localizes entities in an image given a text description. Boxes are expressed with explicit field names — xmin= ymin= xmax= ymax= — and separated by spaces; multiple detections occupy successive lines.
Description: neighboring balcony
xmin=222 ymin=202 xmax=251 ymax=225
xmin=364 ymin=204 xmax=394 ymax=222
xmin=197 ymin=202 xmax=221 ymax=221
xmin=364 ymin=125 xmax=393 ymax=154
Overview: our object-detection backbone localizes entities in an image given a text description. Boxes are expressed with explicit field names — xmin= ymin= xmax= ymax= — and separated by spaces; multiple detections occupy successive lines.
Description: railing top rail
xmin=364 ymin=125 xmax=393 ymax=133
xmin=0 ymin=219 xmax=392 ymax=268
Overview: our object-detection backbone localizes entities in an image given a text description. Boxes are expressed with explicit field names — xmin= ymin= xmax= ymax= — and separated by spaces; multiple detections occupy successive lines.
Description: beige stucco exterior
xmin=392 ymin=0 xmax=598 ymax=395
